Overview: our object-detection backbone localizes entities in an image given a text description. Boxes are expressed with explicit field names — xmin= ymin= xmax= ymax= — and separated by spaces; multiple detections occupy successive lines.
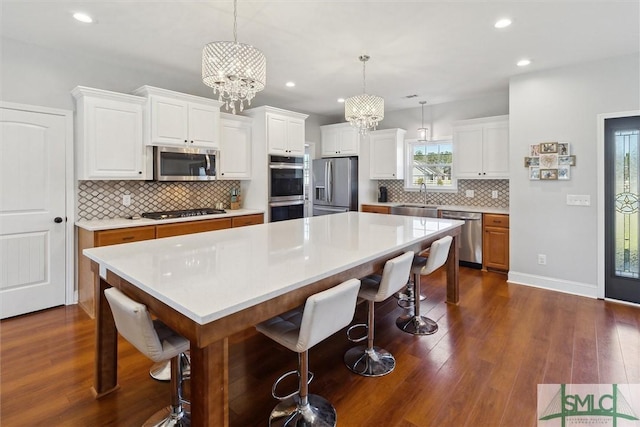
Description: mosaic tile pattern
xmin=377 ymin=179 xmax=509 ymax=208
xmin=77 ymin=180 xmax=242 ymax=220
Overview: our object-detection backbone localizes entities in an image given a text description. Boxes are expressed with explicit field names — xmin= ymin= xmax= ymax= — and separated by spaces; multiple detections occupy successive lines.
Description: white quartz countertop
xmin=84 ymin=212 xmax=464 ymax=325
xmin=75 ymin=208 xmax=265 ymax=231
xmin=363 ymin=202 xmax=509 ymax=215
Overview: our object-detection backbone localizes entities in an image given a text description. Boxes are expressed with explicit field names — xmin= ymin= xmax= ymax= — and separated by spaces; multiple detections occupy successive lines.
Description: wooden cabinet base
xmin=361 ymin=205 xmax=390 ymax=214
xmin=482 ymin=214 xmax=509 ymax=272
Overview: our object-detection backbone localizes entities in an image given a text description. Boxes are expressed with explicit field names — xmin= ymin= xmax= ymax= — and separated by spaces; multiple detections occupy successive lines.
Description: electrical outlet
xmin=122 ymin=194 xmax=131 ymax=207
xmin=465 ymin=190 xmax=474 ymax=198
xmin=538 ymin=254 xmax=546 ymax=265
xmin=492 ymin=190 xmax=499 ymax=199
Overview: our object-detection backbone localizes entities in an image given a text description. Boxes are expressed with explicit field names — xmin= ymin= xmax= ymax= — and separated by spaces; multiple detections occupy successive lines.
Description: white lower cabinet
xmin=453 ymin=115 xmax=509 ymax=179
xmin=219 ymin=113 xmax=252 ymax=180
xmin=369 ymin=128 xmax=406 ymax=179
xmin=72 ymin=86 xmax=150 ymax=180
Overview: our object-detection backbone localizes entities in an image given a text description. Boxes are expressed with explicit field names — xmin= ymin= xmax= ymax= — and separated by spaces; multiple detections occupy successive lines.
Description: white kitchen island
xmin=84 ymin=212 xmax=463 ymax=426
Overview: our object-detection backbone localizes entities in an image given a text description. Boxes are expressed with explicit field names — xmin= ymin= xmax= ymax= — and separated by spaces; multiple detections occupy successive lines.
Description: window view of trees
xmin=408 ymin=141 xmax=453 ymax=188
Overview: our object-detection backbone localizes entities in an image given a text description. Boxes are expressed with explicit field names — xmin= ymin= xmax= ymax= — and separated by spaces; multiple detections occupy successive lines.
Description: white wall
xmin=509 ymin=53 xmax=640 ymax=297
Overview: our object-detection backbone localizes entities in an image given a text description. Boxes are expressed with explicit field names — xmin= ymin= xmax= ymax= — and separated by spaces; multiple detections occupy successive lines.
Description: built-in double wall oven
xmin=269 ymin=155 xmax=304 ymax=222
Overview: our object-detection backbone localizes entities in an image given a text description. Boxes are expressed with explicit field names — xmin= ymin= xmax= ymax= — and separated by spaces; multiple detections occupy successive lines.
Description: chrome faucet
xmin=419 ymin=182 xmax=428 ymax=205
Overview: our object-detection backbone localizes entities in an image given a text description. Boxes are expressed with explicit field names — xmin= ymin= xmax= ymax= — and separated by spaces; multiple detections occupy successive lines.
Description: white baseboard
xmin=507 ymin=271 xmax=598 ymax=299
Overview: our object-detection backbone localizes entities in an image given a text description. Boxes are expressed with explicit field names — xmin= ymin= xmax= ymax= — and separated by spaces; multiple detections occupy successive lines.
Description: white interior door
xmin=0 ymin=107 xmax=67 ymax=318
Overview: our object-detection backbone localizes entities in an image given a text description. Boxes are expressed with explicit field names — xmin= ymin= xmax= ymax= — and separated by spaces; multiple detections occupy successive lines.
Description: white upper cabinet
xmin=244 ymin=106 xmax=308 ymax=156
xmin=453 ymin=115 xmax=509 ymax=179
xmin=219 ymin=113 xmax=252 ymax=180
xmin=266 ymin=112 xmax=306 ymax=156
xmin=133 ymin=86 xmax=223 ymax=149
xmin=320 ymin=123 xmax=359 ymax=157
xmin=369 ymin=128 xmax=406 ymax=179
xmin=72 ymin=86 xmax=150 ymax=180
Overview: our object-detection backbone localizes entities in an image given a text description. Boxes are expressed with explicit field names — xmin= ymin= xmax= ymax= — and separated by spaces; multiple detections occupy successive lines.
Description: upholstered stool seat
xmin=396 ymin=235 xmax=453 ymax=335
xmin=104 ymin=287 xmax=191 ymax=427
xmin=344 ymin=251 xmax=414 ymax=377
xmin=256 ymin=279 xmax=361 ymax=427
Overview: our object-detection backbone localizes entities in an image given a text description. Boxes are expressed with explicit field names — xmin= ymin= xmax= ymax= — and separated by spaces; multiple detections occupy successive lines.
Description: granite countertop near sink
xmin=362 ymin=202 xmax=509 ymax=215
xmin=76 ymin=208 xmax=265 ymax=231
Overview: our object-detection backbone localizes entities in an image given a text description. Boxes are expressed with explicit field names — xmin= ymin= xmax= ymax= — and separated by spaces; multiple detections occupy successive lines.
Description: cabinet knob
xmin=184 ymin=139 xmax=188 ymax=143
xmin=190 ymin=140 xmax=194 ymax=144
xmin=138 ymin=171 xmax=142 ymax=174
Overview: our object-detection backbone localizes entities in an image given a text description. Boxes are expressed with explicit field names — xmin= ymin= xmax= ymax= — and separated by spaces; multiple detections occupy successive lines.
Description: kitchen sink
xmin=389 ymin=204 xmax=439 ymax=218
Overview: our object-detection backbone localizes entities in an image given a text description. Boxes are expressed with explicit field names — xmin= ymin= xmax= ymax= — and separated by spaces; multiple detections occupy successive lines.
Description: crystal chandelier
xmin=345 ymin=55 xmax=384 ymax=135
xmin=202 ymin=0 xmax=266 ymax=114
xmin=418 ymin=101 xmax=430 ymax=141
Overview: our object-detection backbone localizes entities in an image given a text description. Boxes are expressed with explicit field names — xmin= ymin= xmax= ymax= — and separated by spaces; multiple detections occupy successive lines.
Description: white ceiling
xmin=2 ymin=1 xmax=638 ymax=117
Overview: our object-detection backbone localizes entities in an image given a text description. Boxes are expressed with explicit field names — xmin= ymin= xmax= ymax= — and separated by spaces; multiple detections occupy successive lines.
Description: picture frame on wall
xmin=539 ymin=153 xmax=559 ymax=169
xmin=558 ymin=166 xmax=570 ymax=180
xmin=557 ymin=142 xmax=570 ymax=155
xmin=530 ymin=144 xmax=541 ymax=157
xmin=529 ymin=167 xmax=540 ymax=180
xmin=524 ymin=157 xmax=540 ymax=167
xmin=540 ymin=169 xmax=558 ymax=180
xmin=540 ymin=142 xmax=558 ymax=153
xmin=558 ymin=155 xmax=576 ymax=166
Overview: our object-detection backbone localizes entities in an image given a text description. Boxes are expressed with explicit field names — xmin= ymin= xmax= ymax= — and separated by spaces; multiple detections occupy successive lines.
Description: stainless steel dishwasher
xmin=440 ymin=210 xmax=482 ymax=268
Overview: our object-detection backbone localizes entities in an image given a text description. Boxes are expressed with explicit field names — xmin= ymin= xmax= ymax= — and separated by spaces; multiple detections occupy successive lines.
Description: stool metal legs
xmin=396 ymin=272 xmax=438 ymax=335
xmin=143 ymin=353 xmax=190 ymax=427
xmin=269 ymin=351 xmax=337 ymax=427
xmin=344 ymin=300 xmax=396 ymax=377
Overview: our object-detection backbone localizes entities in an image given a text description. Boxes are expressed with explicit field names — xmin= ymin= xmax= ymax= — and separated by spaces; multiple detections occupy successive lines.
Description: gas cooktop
xmin=141 ymin=208 xmax=226 ymax=220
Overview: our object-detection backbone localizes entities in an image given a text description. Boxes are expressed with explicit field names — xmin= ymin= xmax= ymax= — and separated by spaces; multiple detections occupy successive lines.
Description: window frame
xmin=403 ymin=137 xmax=457 ymax=192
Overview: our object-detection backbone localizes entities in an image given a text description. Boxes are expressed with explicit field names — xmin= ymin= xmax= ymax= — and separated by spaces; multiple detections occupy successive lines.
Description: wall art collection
xmin=524 ymin=142 xmax=576 ymax=180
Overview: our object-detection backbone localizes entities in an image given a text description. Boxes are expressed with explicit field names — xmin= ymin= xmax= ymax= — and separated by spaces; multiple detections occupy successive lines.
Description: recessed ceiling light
xmin=495 ymin=18 xmax=512 ymax=29
xmin=517 ymin=59 xmax=531 ymax=67
xmin=73 ymin=12 xmax=93 ymax=23
xmin=337 ymin=98 xmax=345 ymax=103
xmin=285 ymin=81 xmax=295 ymax=88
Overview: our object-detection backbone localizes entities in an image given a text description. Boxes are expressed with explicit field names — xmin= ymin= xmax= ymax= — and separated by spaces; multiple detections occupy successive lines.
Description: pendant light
xmin=345 ymin=55 xmax=384 ymax=135
xmin=417 ymin=101 xmax=430 ymax=141
xmin=202 ymin=0 xmax=266 ymax=114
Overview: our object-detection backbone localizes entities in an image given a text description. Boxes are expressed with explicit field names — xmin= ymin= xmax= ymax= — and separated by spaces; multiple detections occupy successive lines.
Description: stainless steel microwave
xmin=154 ymin=146 xmax=219 ymax=181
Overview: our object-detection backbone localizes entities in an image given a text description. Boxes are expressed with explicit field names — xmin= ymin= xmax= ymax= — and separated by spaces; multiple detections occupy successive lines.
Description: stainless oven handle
xmin=269 ymin=164 xmax=304 ymax=170
xmin=269 ymin=200 xmax=305 ymax=207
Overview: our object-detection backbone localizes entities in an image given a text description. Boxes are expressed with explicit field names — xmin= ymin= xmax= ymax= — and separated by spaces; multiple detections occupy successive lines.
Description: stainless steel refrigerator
xmin=312 ymin=157 xmax=358 ymax=216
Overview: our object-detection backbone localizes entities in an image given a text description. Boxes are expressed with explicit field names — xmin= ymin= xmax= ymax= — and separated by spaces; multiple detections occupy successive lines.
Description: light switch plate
xmin=566 ymin=194 xmax=590 ymax=206
xmin=465 ymin=190 xmax=474 ymax=198
xmin=492 ymin=190 xmax=499 ymax=199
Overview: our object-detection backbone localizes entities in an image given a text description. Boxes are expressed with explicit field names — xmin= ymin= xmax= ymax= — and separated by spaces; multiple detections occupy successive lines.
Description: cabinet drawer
xmin=484 ymin=214 xmax=509 ymax=228
xmin=361 ymin=205 xmax=390 ymax=214
xmin=156 ymin=218 xmax=232 ymax=238
xmin=95 ymin=226 xmax=156 ymax=246
xmin=232 ymin=214 xmax=264 ymax=228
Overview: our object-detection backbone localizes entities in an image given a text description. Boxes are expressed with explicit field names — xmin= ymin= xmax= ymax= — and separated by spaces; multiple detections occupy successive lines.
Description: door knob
xmin=54 ymin=217 xmax=63 ymax=223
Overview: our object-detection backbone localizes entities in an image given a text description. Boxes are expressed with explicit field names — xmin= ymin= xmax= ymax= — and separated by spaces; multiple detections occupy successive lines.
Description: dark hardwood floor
xmin=1 ymin=268 xmax=639 ymax=426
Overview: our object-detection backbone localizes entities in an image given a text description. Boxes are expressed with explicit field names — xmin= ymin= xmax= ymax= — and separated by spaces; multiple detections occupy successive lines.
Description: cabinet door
xmin=483 ymin=225 xmax=509 ymax=271
xmin=220 ymin=119 xmax=251 ymax=179
xmin=188 ymin=102 xmax=220 ymax=148
xmin=156 ymin=218 xmax=232 ymax=238
xmin=267 ymin=114 xmax=288 ymax=155
xmin=453 ymin=126 xmax=483 ymax=178
xmin=321 ymin=128 xmax=339 ymax=156
xmin=287 ymin=118 xmax=305 ymax=155
xmin=150 ymin=96 xmax=189 ymax=146
xmin=82 ymin=97 xmax=146 ymax=180
xmin=361 ymin=205 xmax=390 ymax=214
xmin=482 ymin=122 xmax=509 ymax=178
xmin=370 ymin=134 xmax=401 ymax=179
xmin=338 ymin=127 xmax=359 ymax=155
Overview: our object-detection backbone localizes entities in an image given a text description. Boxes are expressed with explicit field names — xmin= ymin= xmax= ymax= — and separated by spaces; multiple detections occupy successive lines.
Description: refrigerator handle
xmin=324 ymin=161 xmax=329 ymax=202
xmin=327 ymin=160 xmax=333 ymax=203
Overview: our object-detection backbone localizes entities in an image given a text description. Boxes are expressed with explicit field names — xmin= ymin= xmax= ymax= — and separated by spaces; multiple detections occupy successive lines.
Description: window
xmin=404 ymin=138 xmax=455 ymax=191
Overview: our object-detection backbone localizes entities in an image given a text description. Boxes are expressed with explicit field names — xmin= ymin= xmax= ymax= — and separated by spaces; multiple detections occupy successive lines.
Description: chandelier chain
xmin=233 ymin=0 xmax=238 ymax=44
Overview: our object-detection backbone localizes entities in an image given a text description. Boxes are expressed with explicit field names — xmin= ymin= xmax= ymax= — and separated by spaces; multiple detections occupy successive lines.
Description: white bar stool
xmin=104 ymin=288 xmax=190 ymax=427
xmin=344 ymin=251 xmax=414 ymax=377
xmin=256 ymin=278 xmax=361 ymax=427
xmin=396 ymin=235 xmax=453 ymax=335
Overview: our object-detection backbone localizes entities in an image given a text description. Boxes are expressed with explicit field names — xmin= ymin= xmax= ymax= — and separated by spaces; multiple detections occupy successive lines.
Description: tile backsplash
xmin=377 ymin=179 xmax=509 ymax=208
xmin=77 ymin=180 xmax=241 ymax=220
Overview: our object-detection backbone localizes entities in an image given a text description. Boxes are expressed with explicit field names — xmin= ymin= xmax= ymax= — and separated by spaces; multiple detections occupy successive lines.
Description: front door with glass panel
xmin=605 ymin=115 xmax=640 ymax=304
